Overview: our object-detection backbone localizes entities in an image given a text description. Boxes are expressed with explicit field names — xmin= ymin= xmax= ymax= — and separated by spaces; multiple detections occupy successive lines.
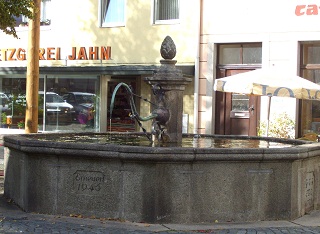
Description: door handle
xmin=249 ymin=105 xmax=254 ymax=116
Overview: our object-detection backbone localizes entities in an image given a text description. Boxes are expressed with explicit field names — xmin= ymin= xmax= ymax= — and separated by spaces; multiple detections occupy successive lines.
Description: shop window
xmin=300 ymin=43 xmax=320 ymax=135
xmin=100 ymin=0 xmax=125 ymax=27
xmin=15 ymin=0 xmax=51 ymax=27
xmin=154 ymin=0 xmax=180 ymax=24
xmin=39 ymin=76 xmax=99 ymax=132
xmin=0 ymin=75 xmax=100 ymax=132
xmin=218 ymin=44 xmax=262 ymax=65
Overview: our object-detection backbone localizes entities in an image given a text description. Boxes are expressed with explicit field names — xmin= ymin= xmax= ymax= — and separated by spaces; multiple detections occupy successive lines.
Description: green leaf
xmin=0 ymin=0 xmax=34 ymax=38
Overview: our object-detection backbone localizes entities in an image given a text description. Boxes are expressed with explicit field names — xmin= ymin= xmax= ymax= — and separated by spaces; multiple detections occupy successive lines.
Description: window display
xmin=0 ymin=75 xmax=99 ymax=132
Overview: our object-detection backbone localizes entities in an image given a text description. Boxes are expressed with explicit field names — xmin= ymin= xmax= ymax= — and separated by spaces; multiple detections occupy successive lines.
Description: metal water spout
xmin=109 ymin=82 xmax=170 ymax=142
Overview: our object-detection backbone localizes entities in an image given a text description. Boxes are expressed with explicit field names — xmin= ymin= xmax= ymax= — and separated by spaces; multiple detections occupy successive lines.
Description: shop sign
xmin=0 ymin=46 xmax=111 ymax=61
xmin=295 ymin=4 xmax=320 ymax=16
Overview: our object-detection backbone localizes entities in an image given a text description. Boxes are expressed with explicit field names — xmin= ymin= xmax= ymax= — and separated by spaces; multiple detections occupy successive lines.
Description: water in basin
xmin=30 ymin=133 xmax=302 ymax=148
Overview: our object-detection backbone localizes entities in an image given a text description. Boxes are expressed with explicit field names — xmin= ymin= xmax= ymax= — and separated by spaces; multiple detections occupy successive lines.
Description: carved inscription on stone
xmin=73 ymin=170 xmax=105 ymax=195
xmin=305 ymin=172 xmax=314 ymax=211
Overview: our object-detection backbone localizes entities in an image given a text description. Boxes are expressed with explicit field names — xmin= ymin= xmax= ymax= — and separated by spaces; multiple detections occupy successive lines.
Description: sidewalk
xmin=0 ymin=128 xmax=25 ymax=137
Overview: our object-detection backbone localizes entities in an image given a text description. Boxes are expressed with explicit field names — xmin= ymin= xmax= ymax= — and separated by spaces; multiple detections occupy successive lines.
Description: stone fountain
xmin=110 ymin=36 xmax=191 ymax=143
xmin=3 ymin=37 xmax=320 ymax=224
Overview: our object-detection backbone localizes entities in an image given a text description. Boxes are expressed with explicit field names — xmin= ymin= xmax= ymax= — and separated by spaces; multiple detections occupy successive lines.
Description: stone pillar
xmin=145 ymin=36 xmax=192 ymax=142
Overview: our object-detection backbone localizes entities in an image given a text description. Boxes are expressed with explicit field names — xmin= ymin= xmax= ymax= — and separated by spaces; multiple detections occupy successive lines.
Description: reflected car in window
xmin=39 ymin=92 xmax=74 ymax=124
xmin=62 ymin=92 xmax=95 ymax=126
xmin=0 ymin=92 xmax=10 ymax=113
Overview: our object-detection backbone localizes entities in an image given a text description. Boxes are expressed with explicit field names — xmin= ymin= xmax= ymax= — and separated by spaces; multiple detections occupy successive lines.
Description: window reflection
xmin=154 ymin=0 xmax=180 ymax=22
xmin=101 ymin=0 xmax=125 ymax=27
xmin=301 ymin=43 xmax=320 ymax=134
xmin=232 ymin=94 xmax=249 ymax=111
xmin=218 ymin=43 xmax=262 ymax=65
xmin=0 ymin=76 xmax=99 ymax=132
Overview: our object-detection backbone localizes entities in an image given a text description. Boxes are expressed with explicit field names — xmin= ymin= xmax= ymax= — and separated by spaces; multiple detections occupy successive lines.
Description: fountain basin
xmin=3 ymin=133 xmax=320 ymax=223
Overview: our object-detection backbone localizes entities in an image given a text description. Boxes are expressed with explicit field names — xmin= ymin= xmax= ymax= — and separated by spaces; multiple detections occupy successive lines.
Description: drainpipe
xmin=193 ymin=0 xmax=201 ymax=134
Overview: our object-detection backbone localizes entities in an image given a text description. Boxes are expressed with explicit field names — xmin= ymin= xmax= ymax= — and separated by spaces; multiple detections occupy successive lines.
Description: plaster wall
xmin=199 ymin=0 xmax=320 ymax=134
xmin=0 ymin=0 xmax=198 ymax=67
xmin=0 ymin=0 xmax=197 ymax=134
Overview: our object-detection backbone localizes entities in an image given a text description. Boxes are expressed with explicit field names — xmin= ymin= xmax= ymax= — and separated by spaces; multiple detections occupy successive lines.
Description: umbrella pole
xmin=266 ymin=95 xmax=271 ymax=137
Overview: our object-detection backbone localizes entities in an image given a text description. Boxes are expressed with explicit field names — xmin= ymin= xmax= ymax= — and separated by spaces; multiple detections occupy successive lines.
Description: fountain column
xmin=145 ymin=36 xmax=192 ymax=143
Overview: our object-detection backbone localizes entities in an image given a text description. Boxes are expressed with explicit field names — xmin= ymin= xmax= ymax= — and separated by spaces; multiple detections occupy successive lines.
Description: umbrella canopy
xmin=214 ymin=68 xmax=320 ymax=100
xmin=213 ymin=68 xmax=320 ymax=137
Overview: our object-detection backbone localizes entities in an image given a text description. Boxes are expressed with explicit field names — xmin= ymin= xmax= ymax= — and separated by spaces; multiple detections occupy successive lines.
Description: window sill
xmin=153 ymin=19 xmax=180 ymax=25
xmin=101 ymin=23 xmax=125 ymax=28
xmin=15 ymin=25 xmax=52 ymax=32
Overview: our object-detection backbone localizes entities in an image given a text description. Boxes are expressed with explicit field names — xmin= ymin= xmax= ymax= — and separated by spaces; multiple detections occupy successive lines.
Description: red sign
xmin=0 ymin=46 xmax=111 ymax=61
xmin=296 ymin=4 xmax=320 ymax=16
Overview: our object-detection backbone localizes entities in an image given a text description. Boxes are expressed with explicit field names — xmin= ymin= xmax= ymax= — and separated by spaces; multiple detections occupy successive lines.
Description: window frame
xmin=15 ymin=0 xmax=51 ymax=28
xmin=217 ymin=43 xmax=263 ymax=65
xmin=40 ymin=0 xmax=51 ymax=26
xmin=99 ymin=0 xmax=126 ymax=28
xmin=153 ymin=0 xmax=180 ymax=25
xmin=298 ymin=42 xmax=320 ymax=137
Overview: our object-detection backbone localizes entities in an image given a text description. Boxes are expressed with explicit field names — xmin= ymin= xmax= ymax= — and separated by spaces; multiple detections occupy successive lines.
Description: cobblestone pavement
xmin=0 ymin=214 xmax=319 ymax=234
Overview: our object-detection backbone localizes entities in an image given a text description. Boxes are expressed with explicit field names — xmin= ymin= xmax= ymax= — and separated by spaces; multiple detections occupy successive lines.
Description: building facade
xmin=198 ymin=0 xmax=320 ymax=138
xmin=0 ymin=0 xmax=197 ymax=133
xmin=4 ymin=0 xmax=316 ymax=139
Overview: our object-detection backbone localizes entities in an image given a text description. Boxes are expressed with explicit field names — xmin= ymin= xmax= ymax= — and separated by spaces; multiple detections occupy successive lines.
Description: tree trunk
xmin=25 ymin=0 xmax=41 ymax=133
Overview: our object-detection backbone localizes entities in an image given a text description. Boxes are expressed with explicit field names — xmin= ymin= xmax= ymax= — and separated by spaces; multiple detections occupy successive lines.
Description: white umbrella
xmin=213 ymin=68 xmax=320 ymax=136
